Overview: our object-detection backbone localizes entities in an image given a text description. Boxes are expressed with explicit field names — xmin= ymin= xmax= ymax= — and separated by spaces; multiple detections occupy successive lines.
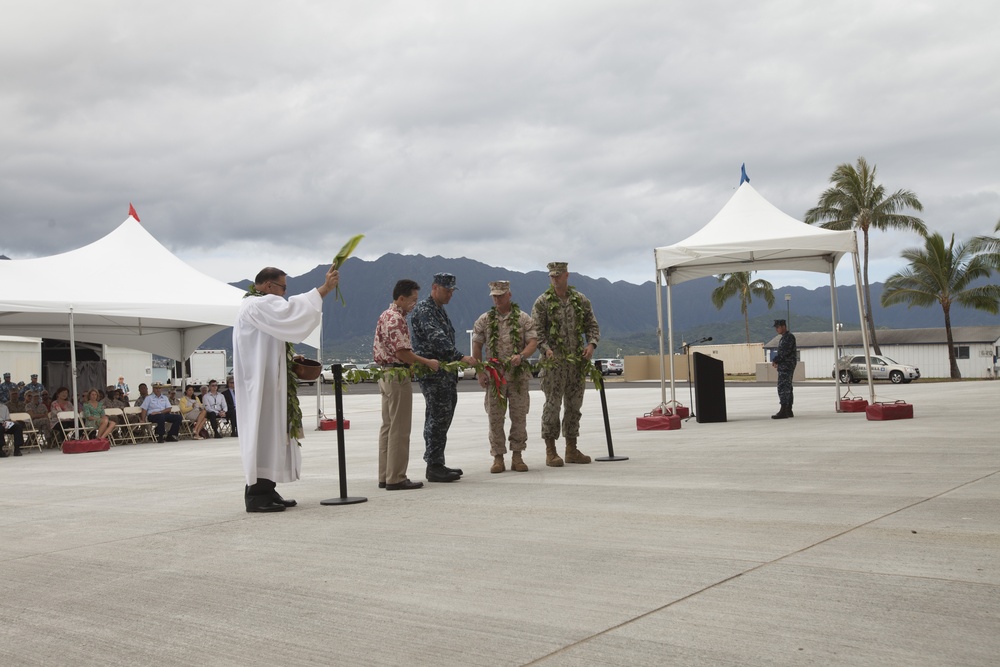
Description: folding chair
xmin=122 ymin=407 xmax=156 ymax=444
xmin=172 ymin=406 xmax=196 ymax=439
xmin=56 ymin=411 xmax=95 ymax=442
xmin=103 ymin=408 xmax=134 ymax=446
xmin=8 ymin=413 xmax=44 ymax=453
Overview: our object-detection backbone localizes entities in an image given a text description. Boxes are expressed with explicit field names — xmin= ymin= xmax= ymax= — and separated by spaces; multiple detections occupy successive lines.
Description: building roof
xmin=764 ymin=326 xmax=1000 ymax=349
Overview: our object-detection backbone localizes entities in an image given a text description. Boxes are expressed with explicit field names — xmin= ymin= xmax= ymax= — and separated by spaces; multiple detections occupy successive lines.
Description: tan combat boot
xmin=490 ymin=455 xmax=505 ymax=473
xmin=544 ymin=439 xmax=564 ymax=467
xmin=565 ymin=437 xmax=591 ymax=464
xmin=511 ymin=450 xmax=528 ymax=472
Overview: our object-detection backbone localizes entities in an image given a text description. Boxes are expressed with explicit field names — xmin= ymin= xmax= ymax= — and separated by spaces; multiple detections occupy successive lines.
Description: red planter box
xmin=651 ymin=406 xmax=690 ymax=419
xmin=866 ymin=401 xmax=914 ymax=421
xmin=62 ymin=439 xmax=110 ymax=454
xmin=636 ymin=414 xmax=681 ymax=431
xmin=319 ymin=419 xmax=350 ymax=431
xmin=839 ymin=398 xmax=869 ymax=412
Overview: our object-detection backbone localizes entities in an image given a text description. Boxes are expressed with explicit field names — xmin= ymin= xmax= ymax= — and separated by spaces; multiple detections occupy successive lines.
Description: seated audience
xmin=202 ymin=380 xmax=228 ymax=438
xmin=82 ymin=389 xmax=116 ymax=440
xmin=22 ymin=390 xmax=53 ymax=441
xmin=222 ymin=377 xmax=238 ymax=437
xmin=132 ymin=383 xmax=149 ymax=408
xmin=141 ymin=383 xmax=182 ymax=443
xmin=179 ymin=385 xmax=208 ymax=440
xmin=0 ymin=401 xmax=24 ymax=457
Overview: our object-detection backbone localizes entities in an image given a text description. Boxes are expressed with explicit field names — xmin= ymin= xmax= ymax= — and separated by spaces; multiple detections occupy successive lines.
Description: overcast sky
xmin=2 ymin=1 xmax=998 ymax=290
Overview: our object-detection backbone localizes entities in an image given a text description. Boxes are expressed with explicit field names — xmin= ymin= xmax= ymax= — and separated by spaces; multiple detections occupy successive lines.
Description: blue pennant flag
xmin=740 ymin=163 xmax=750 ymax=185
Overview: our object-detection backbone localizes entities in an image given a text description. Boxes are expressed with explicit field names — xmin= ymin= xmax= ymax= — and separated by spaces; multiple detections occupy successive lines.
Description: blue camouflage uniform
xmin=410 ymin=293 xmax=465 ymax=466
xmin=25 ymin=379 xmax=46 ymax=396
xmin=0 ymin=378 xmax=16 ymax=404
xmin=773 ymin=329 xmax=797 ymax=411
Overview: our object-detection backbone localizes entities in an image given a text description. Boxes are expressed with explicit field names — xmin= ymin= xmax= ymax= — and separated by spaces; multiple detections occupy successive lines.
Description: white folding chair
xmin=122 ymin=407 xmax=155 ymax=444
xmin=102 ymin=408 xmax=133 ymax=446
xmin=56 ymin=411 xmax=95 ymax=442
xmin=173 ymin=406 xmax=196 ymax=439
xmin=8 ymin=413 xmax=44 ymax=453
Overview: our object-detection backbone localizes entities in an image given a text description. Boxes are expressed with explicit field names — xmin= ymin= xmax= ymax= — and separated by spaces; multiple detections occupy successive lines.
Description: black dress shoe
xmin=0 ymin=450 xmax=7 ymax=458
xmin=156 ymin=436 xmax=165 ymax=443
xmin=386 ymin=479 xmax=424 ymax=490
xmin=443 ymin=465 xmax=463 ymax=476
xmin=166 ymin=435 xmax=178 ymax=442
xmin=270 ymin=490 xmax=297 ymax=507
xmin=426 ymin=464 xmax=460 ymax=483
xmin=13 ymin=450 xmax=22 ymax=457
xmin=378 ymin=482 xmax=386 ymax=489
xmin=245 ymin=495 xmax=286 ymax=513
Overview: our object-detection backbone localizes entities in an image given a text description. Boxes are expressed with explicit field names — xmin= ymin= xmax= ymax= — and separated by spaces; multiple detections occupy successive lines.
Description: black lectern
xmin=692 ymin=352 xmax=727 ymax=423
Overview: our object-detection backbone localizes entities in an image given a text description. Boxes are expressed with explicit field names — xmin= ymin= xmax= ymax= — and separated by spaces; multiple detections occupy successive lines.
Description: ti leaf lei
xmin=487 ymin=303 xmax=528 ymax=380
xmin=539 ymin=286 xmax=603 ymax=386
xmin=244 ymin=285 xmax=304 ymax=442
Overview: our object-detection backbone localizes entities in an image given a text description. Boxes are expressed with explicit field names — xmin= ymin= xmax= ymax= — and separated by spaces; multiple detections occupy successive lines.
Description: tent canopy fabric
xmin=0 ymin=218 xmax=247 ymax=360
xmin=652 ymin=181 xmax=869 ymax=408
xmin=654 ymin=183 xmax=856 ymax=284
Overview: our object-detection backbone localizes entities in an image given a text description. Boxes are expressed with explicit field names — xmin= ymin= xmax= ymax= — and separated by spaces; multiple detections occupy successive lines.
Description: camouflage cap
xmin=433 ymin=273 xmax=458 ymax=290
xmin=2 ymin=372 xmax=9 ymax=378
xmin=773 ymin=319 xmax=786 ymax=328
xmin=489 ymin=280 xmax=510 ymax=296
xmin=547 ymin=261 xmax=568 ymax=277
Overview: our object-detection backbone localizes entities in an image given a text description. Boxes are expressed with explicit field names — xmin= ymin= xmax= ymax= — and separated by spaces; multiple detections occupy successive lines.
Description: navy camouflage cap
xmin=433 ymin=273 xmax=458 ymax=290
xmin=773 ymin=319 xmax=786 ymax=328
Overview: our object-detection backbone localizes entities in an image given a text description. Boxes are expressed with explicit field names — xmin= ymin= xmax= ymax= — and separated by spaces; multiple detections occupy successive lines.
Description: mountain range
xmin=205 ymin=254 xmax=1000 ymax=361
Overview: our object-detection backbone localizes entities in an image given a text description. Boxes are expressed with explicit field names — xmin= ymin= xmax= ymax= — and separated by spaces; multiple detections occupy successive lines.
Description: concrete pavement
xmin=1 ymin=380 xmax=997 ymax=665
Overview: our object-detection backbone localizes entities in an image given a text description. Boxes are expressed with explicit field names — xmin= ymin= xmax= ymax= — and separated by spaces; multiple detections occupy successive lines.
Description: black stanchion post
xmin=594 ymin=361 xmax=628 ymax=462
xmin=321 ymin=363 xmax=367 ymax=506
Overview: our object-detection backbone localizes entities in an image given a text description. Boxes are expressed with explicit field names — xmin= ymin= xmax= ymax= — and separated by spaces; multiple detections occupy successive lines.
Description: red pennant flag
xmin=128 ymin=203 xmax=140 ymax=222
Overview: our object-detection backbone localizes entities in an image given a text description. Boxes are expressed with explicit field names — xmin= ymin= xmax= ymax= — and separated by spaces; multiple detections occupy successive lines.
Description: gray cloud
xmin=2 ymin=1 xmax=998 ymax=289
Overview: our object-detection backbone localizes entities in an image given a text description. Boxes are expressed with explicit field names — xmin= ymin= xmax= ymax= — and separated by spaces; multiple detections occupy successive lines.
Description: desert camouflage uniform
xmin=773 ymin=330 xmax=797 ymax=409
xmin=472 ymin=306 xmax=537 ymax=456
xmin=411 ymin=295 xmax=464 ymax=466
xmin=531 ymin=288 xmax=600 ymax=440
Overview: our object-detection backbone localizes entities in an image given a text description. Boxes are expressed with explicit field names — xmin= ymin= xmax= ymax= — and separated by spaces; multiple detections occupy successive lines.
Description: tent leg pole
xmin=666 ymin=275 xmax=677 ymax=407
xmin=655 ymin=269 xmax=667 ymax=409
xmin=829 ymin=262 xmax=843 ymax=411
xmin=852 ymin=251 xmax=875 ymax=403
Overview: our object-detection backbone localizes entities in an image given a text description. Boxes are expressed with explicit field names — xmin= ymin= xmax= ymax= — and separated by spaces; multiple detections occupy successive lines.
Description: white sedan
xmin=833 ymin=355 xmax=920 ymax=384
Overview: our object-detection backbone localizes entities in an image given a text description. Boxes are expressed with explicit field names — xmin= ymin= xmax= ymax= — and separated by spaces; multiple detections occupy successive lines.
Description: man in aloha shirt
xmin=372 ymin=279 xmax=439 ymax=491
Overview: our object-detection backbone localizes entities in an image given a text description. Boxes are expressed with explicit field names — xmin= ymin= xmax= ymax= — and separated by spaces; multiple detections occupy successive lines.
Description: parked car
xmin=321 ymin=363 xmax=357 ymax=383
xmin=832 ymin=355 xmax=920 ymax=384
xmin=600 ymin=358 xmax=624 ymax=376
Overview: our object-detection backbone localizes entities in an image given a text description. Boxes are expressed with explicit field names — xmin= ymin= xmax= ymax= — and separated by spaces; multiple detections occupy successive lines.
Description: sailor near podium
xmin=770 ymin=319 xmax=797 ymax=419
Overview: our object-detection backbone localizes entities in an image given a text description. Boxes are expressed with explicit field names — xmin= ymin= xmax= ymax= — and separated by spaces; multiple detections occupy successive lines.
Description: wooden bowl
xmin=291 ymin=358 xmax=322 ymax=381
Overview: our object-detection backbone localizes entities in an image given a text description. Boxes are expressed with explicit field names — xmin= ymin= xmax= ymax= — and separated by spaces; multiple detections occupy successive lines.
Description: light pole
xmin=784 ymin=294 xmax=791 ymax=329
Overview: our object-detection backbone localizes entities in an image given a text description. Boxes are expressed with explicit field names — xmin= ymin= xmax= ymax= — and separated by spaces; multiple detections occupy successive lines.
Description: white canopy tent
xmin=653 ymin=182 xmax=875 ymax=411
xmin=0 ymin=215 xmax=325 ymax=431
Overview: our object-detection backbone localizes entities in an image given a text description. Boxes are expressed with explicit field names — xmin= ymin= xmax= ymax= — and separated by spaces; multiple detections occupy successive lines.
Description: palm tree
xmin=805 ymin=157 xmax=927 ymax=354
xmin=880 ymin=232 xmax=1000 ymax=379
xmin=969 ymin=218 xmax=1000 ymax=270
xmin=710 ymin=272 xmax=775 ymax=344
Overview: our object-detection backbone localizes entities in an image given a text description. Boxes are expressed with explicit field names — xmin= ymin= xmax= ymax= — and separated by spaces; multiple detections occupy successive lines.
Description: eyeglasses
xmin=270 ymin=281 xmax=287 ymax=293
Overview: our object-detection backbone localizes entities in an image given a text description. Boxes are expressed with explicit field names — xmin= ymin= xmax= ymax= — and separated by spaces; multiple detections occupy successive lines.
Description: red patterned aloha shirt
xmin=373 ymin=302 xmax=412 ymax=364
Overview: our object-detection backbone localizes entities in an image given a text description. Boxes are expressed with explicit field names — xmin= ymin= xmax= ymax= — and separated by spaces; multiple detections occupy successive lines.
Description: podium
xmin=693 ymin=352 xmax=727 ymax=423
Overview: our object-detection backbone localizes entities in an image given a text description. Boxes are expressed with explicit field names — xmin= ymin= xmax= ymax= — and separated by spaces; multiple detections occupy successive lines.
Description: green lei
xmin=539 ymin=285 xmax=603 ymax=386
xmin=244 ymin=285 xmax=304 ymax=442
xmin=487 ymin=303 xmax=527 ymax=379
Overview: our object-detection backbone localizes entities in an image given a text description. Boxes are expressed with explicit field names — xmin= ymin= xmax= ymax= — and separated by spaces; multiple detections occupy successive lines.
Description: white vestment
xmin=234 ymin=289 xmax=323 ymax=485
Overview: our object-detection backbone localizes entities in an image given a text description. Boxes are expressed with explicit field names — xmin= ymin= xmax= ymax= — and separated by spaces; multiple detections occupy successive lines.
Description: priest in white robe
xmin=234 ymin=265 xmax=339 ymax=513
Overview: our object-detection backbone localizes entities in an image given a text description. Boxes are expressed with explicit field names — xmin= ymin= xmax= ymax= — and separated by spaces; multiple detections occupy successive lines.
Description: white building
xmin=765 ymin=326 xmax=1000 ymax=379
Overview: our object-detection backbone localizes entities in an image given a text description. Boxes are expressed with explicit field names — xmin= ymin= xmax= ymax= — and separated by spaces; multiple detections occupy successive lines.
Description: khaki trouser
xmin=484 ymin=372 xmax=530 ymax=456
xmin=378 ymin=376 xmax=413 ymax=485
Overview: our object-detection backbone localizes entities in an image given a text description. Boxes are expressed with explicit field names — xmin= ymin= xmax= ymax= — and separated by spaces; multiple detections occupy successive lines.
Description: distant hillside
xmin=202 ymin=254 xmax=1000 ymax=361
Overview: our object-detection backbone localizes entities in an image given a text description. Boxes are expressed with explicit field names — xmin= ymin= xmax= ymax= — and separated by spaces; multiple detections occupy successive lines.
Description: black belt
xmin=381 ymin=363 xmax=410 ymax=368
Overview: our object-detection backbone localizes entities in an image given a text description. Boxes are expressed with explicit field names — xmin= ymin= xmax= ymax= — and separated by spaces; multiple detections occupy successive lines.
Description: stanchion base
xmin=320 ymin=496 xmax=368 ymax=506
xmin=595 ymin=456 xmax=629 ymax=462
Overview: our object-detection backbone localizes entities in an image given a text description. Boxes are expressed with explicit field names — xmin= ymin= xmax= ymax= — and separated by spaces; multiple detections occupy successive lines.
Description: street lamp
xmin=784 ymin=294 xmax=791 ymax=328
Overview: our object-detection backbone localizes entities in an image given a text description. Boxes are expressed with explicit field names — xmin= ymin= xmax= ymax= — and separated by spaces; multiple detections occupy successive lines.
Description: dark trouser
xmin=206 ymin=411 xmax=220 ymax=435
xmin=148 ymin=413 xmax=182 ymax=438
xmin=3 ymin=422 xmax=23 ymax=453
xmin=777 ymin=368 xmax=795 ymax=407
xmin=418 ymin=375 xmax=458 ymax=466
